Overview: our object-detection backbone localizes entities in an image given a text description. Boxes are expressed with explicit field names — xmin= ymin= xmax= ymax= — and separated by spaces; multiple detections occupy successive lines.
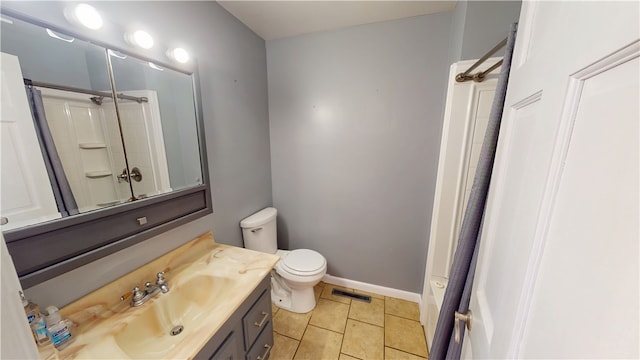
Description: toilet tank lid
xmin=240 ymin=207 xmax=277 ymax=228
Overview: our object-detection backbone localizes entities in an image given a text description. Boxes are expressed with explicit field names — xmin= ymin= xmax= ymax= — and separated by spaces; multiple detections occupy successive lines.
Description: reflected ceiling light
xmin=167 ymin=47 xmax=190 ymax=64
xmin=67 ymin=4 xmax=103 ymax=30
xmin=46 ymin=29 xmax=75 ymax=43
xmin=0 ymin=17 xmax=13 ymax=25
xmin=107 ymin=49 xmax=127 ymax=60
xmin=148 ymin=62 xmax=164 ymax=71
xmin=125 ymin=30 xmax=154 ymax=49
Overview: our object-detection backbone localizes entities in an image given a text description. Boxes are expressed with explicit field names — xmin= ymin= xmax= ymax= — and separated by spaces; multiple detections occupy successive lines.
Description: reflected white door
xmin=0 ymin=52 xmax=60 ymax=229
xmin=102 ymin=90 xmax=171 ymax=198
xmin=465 ymin=2 xmax=639 ymax=358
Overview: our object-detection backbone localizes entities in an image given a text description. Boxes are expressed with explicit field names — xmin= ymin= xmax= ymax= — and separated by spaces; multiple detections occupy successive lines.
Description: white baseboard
xmin=322 ymin=274 xmax=422 ymax=304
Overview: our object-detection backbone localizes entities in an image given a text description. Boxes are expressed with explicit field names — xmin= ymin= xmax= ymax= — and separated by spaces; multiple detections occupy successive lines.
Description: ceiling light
xmin=68 ymin=4 xmax=103 ymax=30
xmin=125 ymin=30 xmax=154 ymax=49
xmin=167 ymin=47 xmax=190 ymax=64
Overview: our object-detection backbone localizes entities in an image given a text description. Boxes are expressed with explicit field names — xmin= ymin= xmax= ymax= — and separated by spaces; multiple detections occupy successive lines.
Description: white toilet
xmin=241 ymin=207 xmax=327 ymax=313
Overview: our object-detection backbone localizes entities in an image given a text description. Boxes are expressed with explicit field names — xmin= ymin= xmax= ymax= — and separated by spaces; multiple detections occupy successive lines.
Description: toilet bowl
xmin=240 ymin=207 xmax=327 ymax=313
xmin=271 ymin=249 xmax=326 ymax=313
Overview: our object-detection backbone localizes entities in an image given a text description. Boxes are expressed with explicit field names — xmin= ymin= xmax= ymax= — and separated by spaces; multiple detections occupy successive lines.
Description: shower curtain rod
xmin=455 ymin=37 xmax=507 ymax=83
xmin=24 ymin=79 xmax=149 ymax=104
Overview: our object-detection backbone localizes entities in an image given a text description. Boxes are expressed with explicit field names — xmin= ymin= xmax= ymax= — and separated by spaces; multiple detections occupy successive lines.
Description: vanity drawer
xmin=242 ymin=289 xmax=271 ymax=350
xmin=245 ymin=321 xmax=273 ymax=360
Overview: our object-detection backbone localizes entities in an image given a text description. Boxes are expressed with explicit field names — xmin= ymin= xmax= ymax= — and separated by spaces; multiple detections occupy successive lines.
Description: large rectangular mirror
xmin=0 ymin=9 xmax=211 ymax=288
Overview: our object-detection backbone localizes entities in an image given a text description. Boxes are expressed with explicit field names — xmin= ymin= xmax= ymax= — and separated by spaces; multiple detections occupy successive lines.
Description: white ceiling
xmin=217 ymin=1 xmax=457 ymax=40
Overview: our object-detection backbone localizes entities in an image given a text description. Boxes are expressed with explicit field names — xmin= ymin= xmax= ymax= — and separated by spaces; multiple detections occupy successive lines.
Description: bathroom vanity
xmin=195 ymin=276 xmax=273 ymax=360
xmin=38 ymin=232 xmax=279 ymax=360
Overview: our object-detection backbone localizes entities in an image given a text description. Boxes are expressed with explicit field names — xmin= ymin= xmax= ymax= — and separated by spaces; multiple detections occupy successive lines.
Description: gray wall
xmin=448 ymin=0 xmax=468 ymax=63
xmin=449 ymin=1 xmax=522 ymax=62
xmin=2 ymin=1 xmax=272 ymax=307
xmin=267 ymin=13 xmax=451 ymax=293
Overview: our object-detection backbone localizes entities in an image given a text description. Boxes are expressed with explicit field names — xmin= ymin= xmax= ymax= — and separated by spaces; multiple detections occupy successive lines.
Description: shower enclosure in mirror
xmin=0 ymin=9 xmax=211 ymax=288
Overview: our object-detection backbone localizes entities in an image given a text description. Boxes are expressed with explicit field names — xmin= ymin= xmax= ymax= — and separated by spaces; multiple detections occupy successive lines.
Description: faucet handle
xmin=131 ymin=286 xmax=145 ymax=302
xmin=156 ymin=272 xmax=166 ymax=285
xmin=156 ymin=272 xmax=170 ymax=293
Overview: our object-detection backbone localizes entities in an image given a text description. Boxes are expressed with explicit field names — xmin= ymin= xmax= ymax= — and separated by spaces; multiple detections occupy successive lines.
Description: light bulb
xmin=167 ymin=47 xmax=190 ymax=64
xmin=126 ymin=30 xmax=154 ymax=49
xmin=72 ymin=4 xmax=103 ymax=30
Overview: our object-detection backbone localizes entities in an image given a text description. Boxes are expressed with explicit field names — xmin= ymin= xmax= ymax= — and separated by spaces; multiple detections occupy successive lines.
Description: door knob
xmin=129 ymin=167 xmax=142 ymax=182
xmin=117 ymin=168 xmax=142 ymax=183
xmin=454 ymin=310 xmax=472 ymax=344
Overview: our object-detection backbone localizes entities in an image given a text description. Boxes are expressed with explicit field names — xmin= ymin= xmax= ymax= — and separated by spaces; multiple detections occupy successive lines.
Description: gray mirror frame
xmin=0 ymin=8 xmax=212 ymax=289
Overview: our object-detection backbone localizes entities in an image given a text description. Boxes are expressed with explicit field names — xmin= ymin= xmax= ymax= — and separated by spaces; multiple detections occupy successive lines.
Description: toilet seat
xmin=278 ymin=249 xmax=326 ymax=276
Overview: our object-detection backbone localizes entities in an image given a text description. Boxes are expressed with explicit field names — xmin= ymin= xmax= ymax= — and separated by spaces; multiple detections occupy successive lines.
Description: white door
xmin=102 ymin=90 xmax=171 ymax=198
xmin=0 ymin=232 xmax=39 ymax=358
xmin=0 ymin=52 xmax=60 ymax=230
xmin=465 ymin=2 xmax=639 ymax=358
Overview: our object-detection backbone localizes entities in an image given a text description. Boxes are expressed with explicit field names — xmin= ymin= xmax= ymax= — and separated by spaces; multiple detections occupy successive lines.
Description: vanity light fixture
xmin=65 ymin=3 xmax=103 ymax=30
xmin=125 ymin=30 xmax=154 ymax=49
xmin=167 ymin=47 xmax=190 ymax=64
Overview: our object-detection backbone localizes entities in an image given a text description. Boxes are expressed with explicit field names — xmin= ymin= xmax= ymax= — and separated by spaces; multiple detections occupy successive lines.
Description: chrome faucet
xmin=121 ymin=272 xmax=170 ymax=307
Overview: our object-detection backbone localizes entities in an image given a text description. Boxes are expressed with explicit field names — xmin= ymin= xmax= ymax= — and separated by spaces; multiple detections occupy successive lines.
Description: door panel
xmin=464 ymin=1 xmax=639 ymax=358
xmin=520 ymin=50 xmax=639 ymax=360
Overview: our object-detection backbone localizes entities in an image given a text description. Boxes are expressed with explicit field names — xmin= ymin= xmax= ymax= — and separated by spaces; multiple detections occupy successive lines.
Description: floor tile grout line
xmin=338 ymin=303 xmax=347 ymax=359
xmin=273 ymin=329 xmax=302 ymax=343
xmin=385 ymin=344 xmax=429 ymax=359
xmin=291 ymin=319 xmax=314 ymax=360
xmin=306 ymin=323 xmax=347 ymax=337
xmin=384 ymin=312 xmax=422 ymax=323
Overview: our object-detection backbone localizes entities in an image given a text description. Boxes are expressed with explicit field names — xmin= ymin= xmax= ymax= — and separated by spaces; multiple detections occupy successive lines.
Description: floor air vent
xmin=331 ymin=289 xmax=371 ymax=303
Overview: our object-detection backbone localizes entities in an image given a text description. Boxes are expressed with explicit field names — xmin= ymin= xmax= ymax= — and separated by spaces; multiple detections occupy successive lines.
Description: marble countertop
xmin=39 ymin=232 xmax=279 ymax=360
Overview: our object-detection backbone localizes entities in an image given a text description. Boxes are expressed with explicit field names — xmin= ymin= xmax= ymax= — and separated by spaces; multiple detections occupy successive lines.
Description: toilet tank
xmin=240 ymin=207 xmax=278 ymax=254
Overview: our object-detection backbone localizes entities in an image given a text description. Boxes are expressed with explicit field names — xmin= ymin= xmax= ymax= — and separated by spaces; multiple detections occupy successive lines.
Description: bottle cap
xmin=44 ymin=305 xmax=62 ymax=325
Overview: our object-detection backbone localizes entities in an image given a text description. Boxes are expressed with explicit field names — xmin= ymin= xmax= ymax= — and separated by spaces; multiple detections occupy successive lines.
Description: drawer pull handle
xmin=254 ymin=311 xmax=269 ymax=328
xmin=257 ymin=344 xmax=272 ymax=360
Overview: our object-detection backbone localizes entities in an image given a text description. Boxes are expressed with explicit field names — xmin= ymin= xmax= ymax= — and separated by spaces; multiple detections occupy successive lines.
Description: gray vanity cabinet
xmin=195 ymin=276 xmax=274 ymax=360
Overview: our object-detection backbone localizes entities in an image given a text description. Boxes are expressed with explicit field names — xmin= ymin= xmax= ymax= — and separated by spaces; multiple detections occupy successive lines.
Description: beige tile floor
xmin=270 ymin=282 xmax=429 ymax=360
